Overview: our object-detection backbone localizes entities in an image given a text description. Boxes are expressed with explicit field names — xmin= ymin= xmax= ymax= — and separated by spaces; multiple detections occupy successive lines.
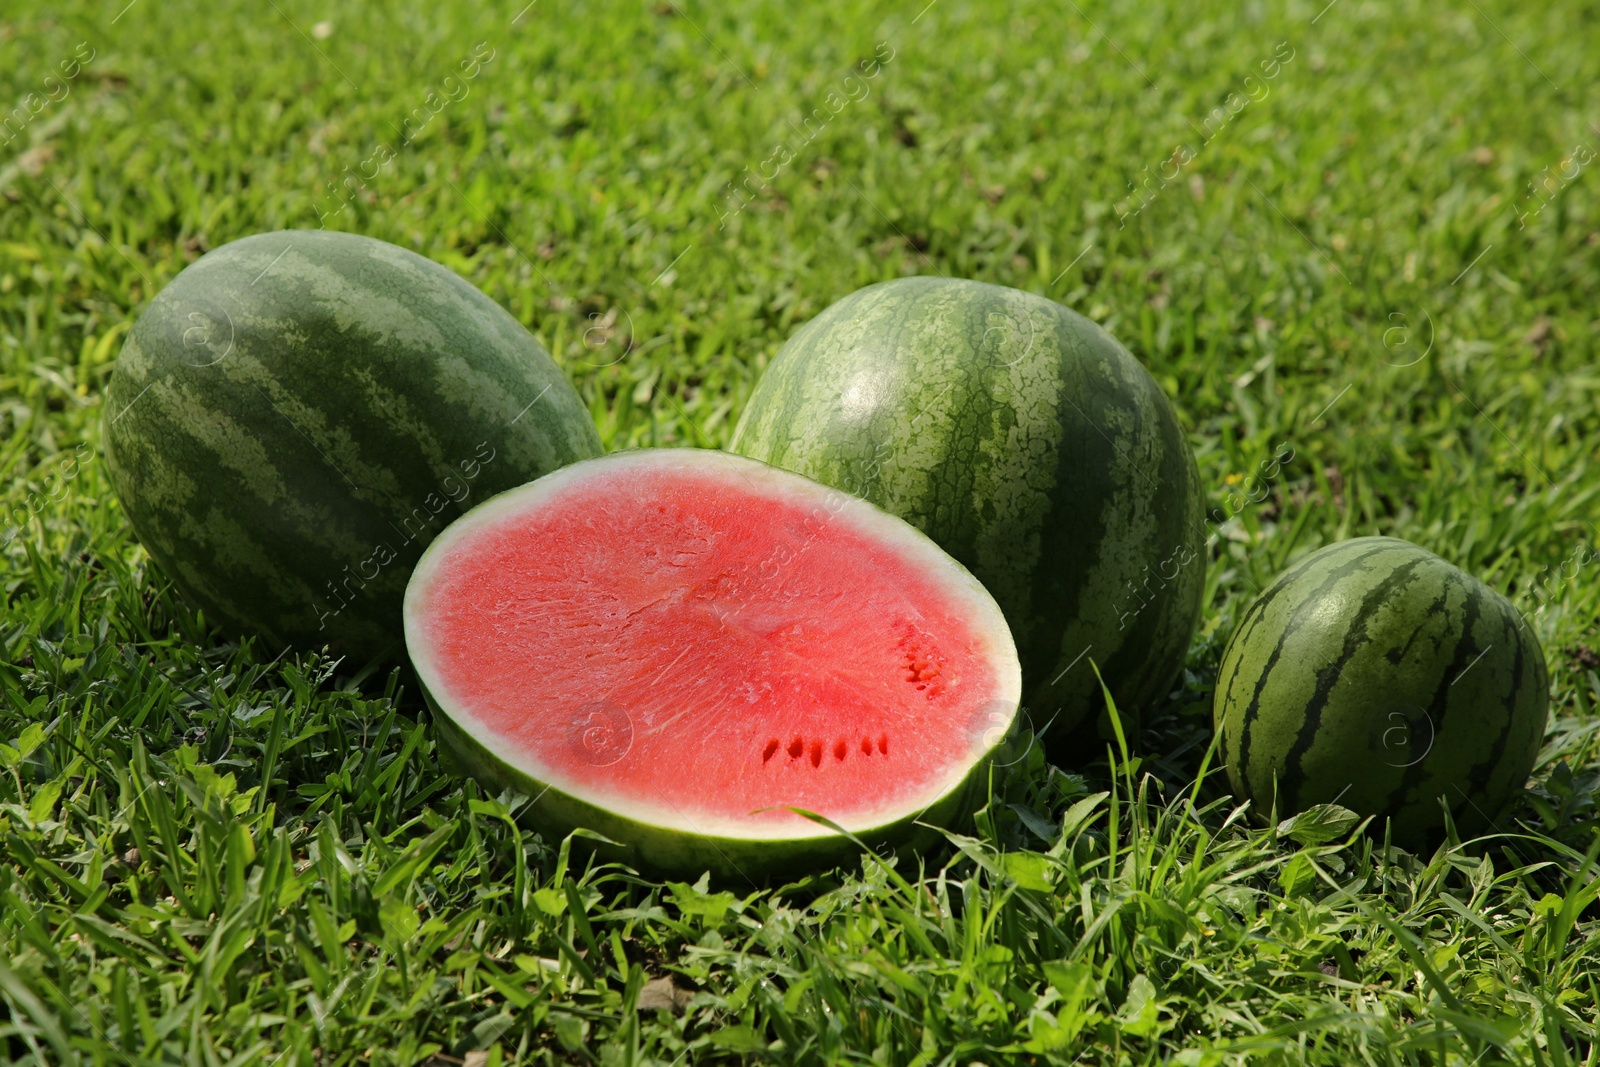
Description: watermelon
xmin=729 ymin=277 xmax=1204 ymax=750
xmin=403 ymin=448 xmax=1022 ymax=879
xmin=1214 ymin=537 xmax=1549 ymax=844
xmin=103 ymin=230 xmax=600 ymax=662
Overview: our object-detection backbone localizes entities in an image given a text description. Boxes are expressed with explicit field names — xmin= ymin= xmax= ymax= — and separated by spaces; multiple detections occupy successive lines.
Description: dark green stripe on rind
xmin=1226 ymin=544 xmax=1398 ymax=779
xmin=730 ymin=277 xmax=1204 ymax=751
xmin=103 ymin=230 xmax=601 ymax=660
xmin=1273 ymin=555 xmax=1431 ymax=808
xmin=1374 ymin=577 xmax=1486 ymax=820
xmin=1214 ymin=536 xmax=1549 ymax=844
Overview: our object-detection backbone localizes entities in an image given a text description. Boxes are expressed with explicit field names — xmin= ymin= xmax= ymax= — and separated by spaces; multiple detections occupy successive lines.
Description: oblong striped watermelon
xmin=730 ymin=277 xmax=1204 ymax=752
xmin=1215 ymin=537 xmax=1549 ymax=844
xmin=103 ymin=230 xmax=601 ymax=661
xmin=404 ymin=449 xmax=1022 ymax=879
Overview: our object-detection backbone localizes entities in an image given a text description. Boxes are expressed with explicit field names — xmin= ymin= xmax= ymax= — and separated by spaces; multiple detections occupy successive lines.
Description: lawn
xmin=2 ymin=0 xmax=1599 ymax=1063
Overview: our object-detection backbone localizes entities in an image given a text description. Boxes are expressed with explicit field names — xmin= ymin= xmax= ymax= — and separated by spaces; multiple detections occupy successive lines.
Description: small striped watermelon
xmin=404 ymin=449 xmax=1022 ymax=878
xmin=730 ymin=277 xmax=1204 ymax=751
xmin=1214 ymin=537 xmax=1549 ymax=844
xmin=104 ymin=230 xmax=601 ymax=661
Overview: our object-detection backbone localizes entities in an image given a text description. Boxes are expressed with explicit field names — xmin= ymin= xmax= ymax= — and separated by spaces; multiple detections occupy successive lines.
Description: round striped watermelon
xmin=103 ymin=230 xmax=601 ymax=662
xmin=404 ymin=449 xmax=1022 ymax=878
xmin=729 ymin=277 xmax=1204 ymax=751
xmin=1214 ymin=537 xmax=1549 ymax=844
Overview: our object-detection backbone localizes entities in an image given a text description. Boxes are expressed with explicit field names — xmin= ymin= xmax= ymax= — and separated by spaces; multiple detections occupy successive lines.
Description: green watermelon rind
xmin=428 ymin=704 xmax=994 ymax=883
xmin=103 ymin=229 xmax=601 ymax=661
xmin=1214 ymin=536 xmax=1550 ymax=844
xmin=729 ymin=276 xmax=1205 ymax=749
xmin=404 ymin=448 xmax=1023 ymax=881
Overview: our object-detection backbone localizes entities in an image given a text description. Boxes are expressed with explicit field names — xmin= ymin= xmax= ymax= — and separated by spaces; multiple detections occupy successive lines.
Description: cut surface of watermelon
xmin=404 ymin=449 xmax=1021 ymax=872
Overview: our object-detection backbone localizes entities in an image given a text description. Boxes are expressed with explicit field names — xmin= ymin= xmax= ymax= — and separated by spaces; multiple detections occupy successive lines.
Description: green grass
xmin=3 ymin=0 xmax=1600 ymax=1062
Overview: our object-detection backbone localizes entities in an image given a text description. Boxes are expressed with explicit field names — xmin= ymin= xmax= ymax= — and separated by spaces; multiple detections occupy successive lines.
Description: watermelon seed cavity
xmin=763 ymin=734 xmax=890 ymax=764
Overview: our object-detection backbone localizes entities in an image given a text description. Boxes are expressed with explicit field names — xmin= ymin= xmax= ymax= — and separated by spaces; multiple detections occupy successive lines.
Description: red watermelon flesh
xmin=403 ymin=449 xmax=1021 ymax=872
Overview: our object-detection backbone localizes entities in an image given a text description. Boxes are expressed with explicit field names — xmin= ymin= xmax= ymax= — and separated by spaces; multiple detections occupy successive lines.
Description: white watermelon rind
xmin=427 ymin=697 xmax=1005 ymax=881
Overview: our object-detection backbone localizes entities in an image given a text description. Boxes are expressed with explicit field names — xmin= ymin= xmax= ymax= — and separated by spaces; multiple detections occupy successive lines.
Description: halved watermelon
xmin=403 ymin=449 xmax=1022 ymax=879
